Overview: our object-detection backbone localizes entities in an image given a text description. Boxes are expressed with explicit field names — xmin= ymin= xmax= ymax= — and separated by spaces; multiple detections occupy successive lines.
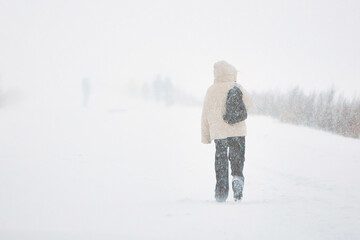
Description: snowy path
xmin=1 ymin=103 xmax=359 ymax=239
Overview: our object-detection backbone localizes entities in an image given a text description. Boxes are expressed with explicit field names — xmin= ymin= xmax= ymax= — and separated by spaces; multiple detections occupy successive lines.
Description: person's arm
xmin=201 ymin=92 xmax=211 ymax=144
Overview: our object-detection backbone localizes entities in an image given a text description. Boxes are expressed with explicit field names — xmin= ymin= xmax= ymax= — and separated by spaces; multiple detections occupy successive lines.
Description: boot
xmin=215 ymin=185 xmax=228 ymax=202
xmin=232 ymin=176 xmax=244 ymax=202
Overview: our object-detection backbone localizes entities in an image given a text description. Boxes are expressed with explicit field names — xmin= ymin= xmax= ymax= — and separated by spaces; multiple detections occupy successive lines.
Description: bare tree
xmin=252 ymin=87 xmax=360 ymax=139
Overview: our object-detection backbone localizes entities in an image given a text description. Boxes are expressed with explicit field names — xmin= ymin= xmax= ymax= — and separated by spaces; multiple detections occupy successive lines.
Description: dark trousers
xmin=214 ymin=136 xmax=245 ymax=199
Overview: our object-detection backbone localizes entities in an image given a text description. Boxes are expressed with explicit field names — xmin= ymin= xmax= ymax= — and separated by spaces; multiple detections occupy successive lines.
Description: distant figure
xmin=163 ymin=77 xmax=174 ymax=106
xmin=82 ymin=78 xmax=90 ymax=108
xmin=152 ymin=75 xmax=163 ymax=102
xmin=201 ymin=61 xmax=253 ymax=202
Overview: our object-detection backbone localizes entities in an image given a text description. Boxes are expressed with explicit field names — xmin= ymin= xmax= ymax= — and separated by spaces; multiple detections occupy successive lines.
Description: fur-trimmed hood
xmin=213 ymin=60 xmax=237 ymax=83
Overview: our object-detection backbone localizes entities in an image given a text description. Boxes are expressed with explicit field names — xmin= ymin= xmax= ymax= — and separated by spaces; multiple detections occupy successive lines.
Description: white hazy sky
xmin=1 ymin=0 xmax=360 ymax=103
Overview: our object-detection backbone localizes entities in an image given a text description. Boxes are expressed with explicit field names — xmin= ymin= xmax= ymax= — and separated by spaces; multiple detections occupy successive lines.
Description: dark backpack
xmin=223 ymin=85 xmax=247 ymax=125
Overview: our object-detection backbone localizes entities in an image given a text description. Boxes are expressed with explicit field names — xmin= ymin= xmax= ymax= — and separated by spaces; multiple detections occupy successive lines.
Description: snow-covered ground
xmin=0 ymin=99 xmax=359 ymax=240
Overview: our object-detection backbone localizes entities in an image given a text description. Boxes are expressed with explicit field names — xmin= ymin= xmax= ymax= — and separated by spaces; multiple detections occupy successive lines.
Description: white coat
xmin=201 ymin=61 xmax=253 ymax=144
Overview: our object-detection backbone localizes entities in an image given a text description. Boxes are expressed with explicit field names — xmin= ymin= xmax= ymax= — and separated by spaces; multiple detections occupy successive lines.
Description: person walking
xmin=201 ymin=60 xmax=253 ymax=202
